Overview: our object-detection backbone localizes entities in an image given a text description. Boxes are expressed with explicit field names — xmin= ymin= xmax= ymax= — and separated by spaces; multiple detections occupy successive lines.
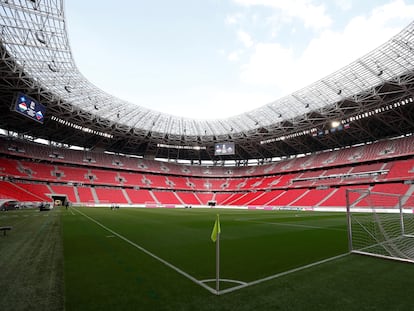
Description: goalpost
xmin=346 ymin=188 xmax=414 ymax=263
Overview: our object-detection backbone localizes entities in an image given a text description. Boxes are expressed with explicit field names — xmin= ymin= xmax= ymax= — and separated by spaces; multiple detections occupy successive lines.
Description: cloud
xmin=334 ymin=0 xmax=353 ymax=11
xmin=228 ymin=50 xmax=243 ymax=62
xmin=239 ymin=0 xmax=414 ymax=95
xmin=231 ymin=0 xmax=332 ymax=30
xmin=240 ymin=43 xmax=295 ymax=89
xmin=137 ymin=88 xmax=275 ymax=119
xmin=191 ymin=90 xmax=276 ymax=119
xmin=237 ymin=30 xmax=254 ymax=47
xmin=225 ymin=12 xmax=244 ymax=25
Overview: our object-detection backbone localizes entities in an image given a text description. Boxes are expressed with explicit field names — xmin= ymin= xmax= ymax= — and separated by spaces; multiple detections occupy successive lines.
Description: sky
xmin=65 ymin=0 xmax=414 ymax=120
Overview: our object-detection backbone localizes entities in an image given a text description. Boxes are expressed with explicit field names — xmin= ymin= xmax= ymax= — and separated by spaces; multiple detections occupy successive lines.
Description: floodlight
xmin=331 ymin=120 xmax=340 ymax=128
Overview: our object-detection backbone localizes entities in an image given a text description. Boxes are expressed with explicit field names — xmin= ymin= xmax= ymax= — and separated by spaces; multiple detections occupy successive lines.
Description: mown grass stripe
xmin=72 ymin=207 xmax=218 ymax=295
xmin=218 ymin=252 xmax=349 ymax=295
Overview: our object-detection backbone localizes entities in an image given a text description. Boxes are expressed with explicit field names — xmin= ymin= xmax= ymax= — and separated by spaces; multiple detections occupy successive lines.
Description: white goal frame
xmin=346 ymin=188 xmax=414 ymax=264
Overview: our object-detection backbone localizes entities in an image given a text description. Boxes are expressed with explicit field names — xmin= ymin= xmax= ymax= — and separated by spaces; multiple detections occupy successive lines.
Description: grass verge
xmin=0 ymin=208 xmax=64 ymax=311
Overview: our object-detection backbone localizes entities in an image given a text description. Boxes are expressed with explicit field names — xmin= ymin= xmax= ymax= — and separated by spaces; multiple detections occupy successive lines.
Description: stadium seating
xmin=187 ymin=177 xmax=207 ymax=190
xmin=0 ymin=158 xmax=27 ymax=178
xmin=176 ymin=192 xmax=202 ymax=205
xmin=124 ymin=189 xmax=155 ymax=205
xmin=385 ymin=159 xmax=414 ymax=181
xmin=356 ymin=183 xmax=410 ymax=207
xmin=56 ymin=166 xmax=89 ymax=183
xmin=166 ymin=176 xmax=193 ymax=190
xmin=195 ymin=192 xmax=214 ymax=205
xmin=20 ymin=161 xmax=56 ymax=181
xmin=318 ymin=185 xmax=373 ymax=207
xmin=0 ymin=181 xmax=48 ymax=201
xmin=403 ymin=190 xmax=414 ymax=209
xmin=16 ymin=183 xmax=51 ymax=201
xmin=258 ymin=175 xmax=283 ymax=189
xmin=200 ymin=178 xmax=226 ymax=191
xmin=117 ymin=171 xmax=148 ymax=187
xmin=214 ymin=193 xmax=236 ymax=205
xmin=1 ymin=134 xmax=414 ymax=208
xmin=1 ymin=134 xmax=414 ymax=178
xmin=152 ymin=190 xmax=182 ymax=205
xmin=76 ymin=187 xmax=95 ymax=204
xmin=248 ymin=190 xmax=284 ymax=206
xmin=144 ymin=174 xmax=169 ymax=189
xmin=370 ymin=183 xmax=409 ymax=196
xmin=95 ymin=187 xmax=128 ymax=204
xmin=239 ymin=176 xmax=265 ymax=190
xmin=227 ymin=192 xmax=263 ymax=206
xmin=90 ymin=169 xmax=123 ymax=186
xmin=272 ymin=189 xmax=308 ymax=206
xmin=293 ymin=188 xmax=335 ymax=207
xmin=50 ymin=185 xmax=78 ymax=203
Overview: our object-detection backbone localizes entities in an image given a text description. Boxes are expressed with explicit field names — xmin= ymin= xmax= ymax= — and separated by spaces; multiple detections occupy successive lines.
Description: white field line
xmin=72 ymin=208 xmax=217 ymax=295
xmin=218 ymin=252 xmax=349 ymax=295
xmin=200 ymin=278 xmax=247 ymax=286
xmin=72 ymin=208 xmax=348 ymax=296
xmin=234 ymin=213 xmax=338 ymax=222
xmin=240 ymin=219 xmax=347 ymax=232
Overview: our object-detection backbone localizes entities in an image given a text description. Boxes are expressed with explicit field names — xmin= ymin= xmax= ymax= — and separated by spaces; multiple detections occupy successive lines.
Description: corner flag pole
xmin=216 ymin=227 xmax=220 ymax=294
xmin=211 ymin=214 xmax=221 ymax=294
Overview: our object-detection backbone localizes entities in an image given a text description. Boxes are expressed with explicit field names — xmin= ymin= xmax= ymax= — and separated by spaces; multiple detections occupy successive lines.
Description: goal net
xmin=346 ymin=188 xmax=414 ymax=263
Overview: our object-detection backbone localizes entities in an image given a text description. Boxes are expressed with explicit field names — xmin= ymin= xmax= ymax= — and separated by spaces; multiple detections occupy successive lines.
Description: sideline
xmin=72 ymin=207 xmax=348 ymax=296
xmin=72 ymin=207 xmax=217 ymax=294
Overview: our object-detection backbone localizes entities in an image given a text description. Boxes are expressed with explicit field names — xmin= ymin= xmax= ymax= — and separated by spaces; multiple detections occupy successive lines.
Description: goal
xmin=346 ymin=188 xmax=414 ymax=263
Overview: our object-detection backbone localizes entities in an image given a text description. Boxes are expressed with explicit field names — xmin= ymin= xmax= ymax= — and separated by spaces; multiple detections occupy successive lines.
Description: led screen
xmin=214 ymin=142 xmax=235 ymax=155
xmin=14 ymin=93 xmax=46 ymax=124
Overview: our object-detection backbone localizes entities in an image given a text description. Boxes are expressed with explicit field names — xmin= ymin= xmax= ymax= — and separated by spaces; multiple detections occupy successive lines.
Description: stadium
xmin=1 ymin=1 xmax=414 ymax=310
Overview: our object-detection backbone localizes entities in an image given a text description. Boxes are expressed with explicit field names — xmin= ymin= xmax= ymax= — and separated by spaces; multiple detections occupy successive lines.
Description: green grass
xmin=0 ymin=208 xmax=64 ymax=311
xmin=3 ymin=207 xmax=414 ymax=310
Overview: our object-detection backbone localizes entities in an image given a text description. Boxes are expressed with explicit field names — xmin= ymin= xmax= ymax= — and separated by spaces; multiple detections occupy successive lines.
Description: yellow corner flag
xmin=211 ymin=214 xmax=221 ymax=242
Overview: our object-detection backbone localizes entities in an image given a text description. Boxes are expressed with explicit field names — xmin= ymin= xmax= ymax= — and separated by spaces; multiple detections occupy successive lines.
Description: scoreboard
xmin=13 ymin=93 xmax=46 ymax=123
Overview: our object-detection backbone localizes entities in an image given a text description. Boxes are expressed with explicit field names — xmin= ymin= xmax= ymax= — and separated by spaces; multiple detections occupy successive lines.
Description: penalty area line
xmin=242 ymin=219 xmax=347 ymax=232
xmin=200 ymin=278 xmax=247 ymax=286
xmin=217 ymin=252 xmax=349 ymax=295
xmin=72 ymin=208 xmax=217 ymax=295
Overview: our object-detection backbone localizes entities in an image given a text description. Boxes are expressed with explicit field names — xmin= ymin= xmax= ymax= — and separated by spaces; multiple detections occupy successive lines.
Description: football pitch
xmin=2 ymin=207 xmax=414 ymax=310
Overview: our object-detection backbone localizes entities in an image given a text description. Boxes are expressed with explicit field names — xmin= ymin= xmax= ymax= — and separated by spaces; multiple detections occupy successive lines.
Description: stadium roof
xmin=0 ymin=0 xmax=414 ymax=162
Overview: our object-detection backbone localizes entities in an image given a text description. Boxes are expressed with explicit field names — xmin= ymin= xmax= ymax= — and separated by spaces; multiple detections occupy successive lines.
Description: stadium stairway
xmin=402 ymin=185 xmax=414 ymax=207
xmin=287 ymin=189 xmax=309 ymax=206
xmin=149 ymin=191 xmax=160 ymax=205
xmin=315 ymin=188 xmax=339 ymax=207
xmin=0 ymin=181 xmax=47 ymax=202
xmin=91 ymin=188 xmax=99 ymax=204
xmin=121 ymin=188 xmax=132 ymax=204
xmin=174 ymin=192 xmax=185 ymax=205
xmin=74 ymin=186 xmax=80 ymax=203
